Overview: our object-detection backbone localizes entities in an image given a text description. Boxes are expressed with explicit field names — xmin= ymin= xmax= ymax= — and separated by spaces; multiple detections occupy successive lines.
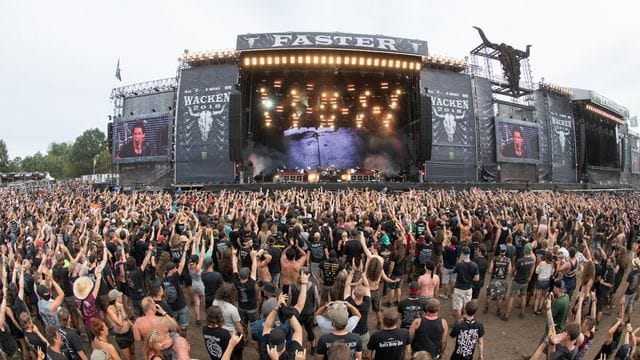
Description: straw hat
xmin=73 ymin=276 xmax=94 ymax=300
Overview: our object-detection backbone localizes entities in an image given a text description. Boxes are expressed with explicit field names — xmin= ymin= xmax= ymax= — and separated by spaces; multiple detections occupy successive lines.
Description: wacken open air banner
xmin=548 ymin=94 xmax=575 ymax=168
xmin=175 ymin=64 xmax=237 ymax=183
xmin=423 ymin=70 xmax=476 ymax=163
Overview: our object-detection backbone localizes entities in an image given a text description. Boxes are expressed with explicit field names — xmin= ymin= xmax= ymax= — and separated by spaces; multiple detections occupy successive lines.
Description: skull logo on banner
xmin=433 ymin=108 xmax=467 ymax=143
xmin=188 ymin=105 xmax=227 ymax=142
xmin=555 ymin=127 xmax=571 ymax=153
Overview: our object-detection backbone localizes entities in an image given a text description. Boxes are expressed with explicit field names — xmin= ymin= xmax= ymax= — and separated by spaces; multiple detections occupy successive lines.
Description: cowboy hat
xmin=73 ymin=276 xmax=94 ymax=300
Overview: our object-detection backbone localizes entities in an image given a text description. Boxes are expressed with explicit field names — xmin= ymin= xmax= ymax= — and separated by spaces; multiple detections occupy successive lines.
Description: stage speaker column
xmin=418 ymin=94 xmax=432 ymax=162
xmin=578 ymin=122 xmax=586 ymax=169
xmin=228 ymin=92 xmax=243 ymax=162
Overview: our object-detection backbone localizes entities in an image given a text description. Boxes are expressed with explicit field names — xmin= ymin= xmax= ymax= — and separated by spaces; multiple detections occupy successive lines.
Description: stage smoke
xmin=363 ymin=154 xmax=399 ymax=176
xmin=248 ymin=145 xmax=285 ymax=177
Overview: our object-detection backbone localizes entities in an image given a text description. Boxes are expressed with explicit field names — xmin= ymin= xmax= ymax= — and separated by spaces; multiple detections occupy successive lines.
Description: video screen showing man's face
xmin=497 ymin=121 xmax=539 ymax=161
xmin=132 ymin=125 xmax=145 ymax=154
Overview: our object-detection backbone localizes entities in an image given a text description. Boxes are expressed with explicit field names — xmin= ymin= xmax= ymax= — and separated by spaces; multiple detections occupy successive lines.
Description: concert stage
xmin=108 ymin=30 xmax=638 ymax=190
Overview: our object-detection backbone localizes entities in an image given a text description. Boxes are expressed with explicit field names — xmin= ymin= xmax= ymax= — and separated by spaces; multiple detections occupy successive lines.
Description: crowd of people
xmin=1 ymin=183 xmax=640 ymax=359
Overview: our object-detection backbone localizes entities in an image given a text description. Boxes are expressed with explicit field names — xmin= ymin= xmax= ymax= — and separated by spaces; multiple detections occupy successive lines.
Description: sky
xmin=1 ymin=0 xmax=638 ymax=158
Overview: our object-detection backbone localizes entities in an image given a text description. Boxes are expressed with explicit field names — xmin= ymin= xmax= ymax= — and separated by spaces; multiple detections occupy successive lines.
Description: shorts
xmin=358 ymin=332 xmax=370 ymax=349
xmin=389 ymin=275 xmax=402 ymax=290
xmin=310 ymin=262 xmax=322 ymax=281
xmin=171 ymin=306 xmax=189 ymax=327
xmin=239 ymin=308 xmax=259 ymax=327
xmin=114 ymin=328 xmax=135 ymax=349
xmin=487 ymin=279 xmax=506 ymax=300
xmin=452 ymin=288 xmax=472 ymax=311
xmin=510 ymin=281 xmax=528 ymax=296
xmin=597 ymin=289 xmax=611 ymax=310
xmin=624 ymin=293 xmax=636 ymax=312
xmin=191 ymin=281 xmax=205 ymax=295
xmin=442 ymin=268 xmax=455 ymax=285
xmin=371 ymin=287 xmax=382 ymax=312
xmin=472 ymin=286 xmax=482 ymax=300
xmin=299 ymin=314 xmax=315 ymax=342
xmin=536 ymin=279 xmax=550 ymax=290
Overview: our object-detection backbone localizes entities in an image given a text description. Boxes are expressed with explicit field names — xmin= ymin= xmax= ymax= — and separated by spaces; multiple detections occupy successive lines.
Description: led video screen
xmin=113 ymin=112 xmax=171 ymax=164
xmin=495 ymin=118 xmax=540 ymax=164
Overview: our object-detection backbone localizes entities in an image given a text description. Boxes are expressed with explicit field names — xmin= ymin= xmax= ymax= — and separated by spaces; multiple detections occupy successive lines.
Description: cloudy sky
xmin=1 ymin=0 xmax=638 ymax=158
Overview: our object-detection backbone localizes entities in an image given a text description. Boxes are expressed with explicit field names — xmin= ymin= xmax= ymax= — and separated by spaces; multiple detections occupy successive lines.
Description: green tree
xmin=0 ymin=140 xmax=8 ymax=172
xmin=70 ymin=128 xmax=107 ymax=176
xmin=94 ymin=148 xmax=112 ymax=174
xmin=20 ymin=152 xmax=45 ymax=172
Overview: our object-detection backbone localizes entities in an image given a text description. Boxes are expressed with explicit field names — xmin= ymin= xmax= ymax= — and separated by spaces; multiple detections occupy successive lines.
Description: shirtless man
xmin=280 ymin=241 xmax=307 ymax=294
xmin=456 ymin=209 xmax=472 ymax=243
xmin=132 ymin=297 xmax=191 ymax=359
xmin=359 ymin=232 xmax=398 ymax=328
xmin=418 ymin=260 xmax=440 ymax=299
xmin=536 ymin=216 xmax=548 ymax=243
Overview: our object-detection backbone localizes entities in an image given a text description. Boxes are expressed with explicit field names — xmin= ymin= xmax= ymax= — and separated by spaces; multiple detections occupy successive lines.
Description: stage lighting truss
xmin=110 ymin=77 xmax=177 ymax=99
xmin=423 ymin=54 xmax=468 ymax=71
xmin=181 ymin=49 xmax=238 ymax=65
xmin=241 ymin=52 xmax=421 ymax=72
xmin=542 ymin=83 xmax=573 ymax=97
xmin=585 ymin=104 xmax=625 ymax=125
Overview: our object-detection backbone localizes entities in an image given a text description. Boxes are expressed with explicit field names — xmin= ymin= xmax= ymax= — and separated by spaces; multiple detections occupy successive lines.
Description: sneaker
xmin=393 ymin=301 xmax=399 ymax=306
xmin=196 ymin=320 xmax=202 ymax=326
xmin=438 ymin=294 xmax=448 ymax=299
xmin=500 ymin=314 xmax=509 ymax=322
xmin=383 ymin=301 xmax=392 ymax=307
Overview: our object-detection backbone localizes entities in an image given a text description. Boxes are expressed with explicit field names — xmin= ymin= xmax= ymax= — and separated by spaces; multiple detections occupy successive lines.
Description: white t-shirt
xmin=212 ymin=300 xmax=241 ymax=332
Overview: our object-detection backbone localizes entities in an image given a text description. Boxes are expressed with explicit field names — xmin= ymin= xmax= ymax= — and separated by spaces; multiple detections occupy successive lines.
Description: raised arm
xmin=343 ymin=268 xmax=354 ymax=300
xmin=294 ymin=272 xmax=310 ymax=314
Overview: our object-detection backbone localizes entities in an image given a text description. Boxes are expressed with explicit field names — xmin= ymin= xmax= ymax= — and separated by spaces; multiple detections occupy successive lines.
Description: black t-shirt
xmin=260 ymin=334 xmax=304 ymax=360
xmin=472 ymin=256 xmax=489 ymax=288
xmin=316 ymin=332 xmax=363 ymax=360
xmin=415 ymin=241 xmax=433 ymax=266
xmin=126 ymin=267 xmax=146 ymax=301
xmin=202 ymin=326 xmax=230 ymax=360
xmin=59 ymin=326 xmax=84 ymax=360
xmin=239 ymin=247 xmax=253 ymax=269
xmin=25 ymin=330 xmax=47 ymax=353
xmin=615 ymin=344 xmax=633 ymax=360
xmin=46 ymin=348 xmax=67 ymax=360
xmin=549 ymin=344 xmax=576 ymax=360
xmin=450 ymin=319 xmax=485 ymax=360
xmin=163 ymin=272 xmax=187 ymax=311
xmin=202 ymin=270 xmax=224 ymax=301
xmin=397 ymin=297 xmax=427 ymax=329
xmin=309 ymin=241 xmax=327 ymax=263
xmin=320 ymin=260 xmax=341 ymax=286
xmin=391 ymin=253 xmax=406 ymax=276
xmin=343 ymin=239 xmax=363 ymax=266
xmin=625 ymin=269 xmax=640 ymax=295
xmin=268 ymin=246 xmax=283 ymax=274
xmin=52 ymin=266 xmax=73 ymax=297
xmin=347 ymin=295 xmax=371 ymax=335
xmin=453 ymin=261 xmax=479 ymax=290
xmin=233 ymin=273 xmax=257 ymax=310
xmin=367 ymin=328 xmax=410 ymax=360
xmin=514 ymin=256 xmax=535 ymax=284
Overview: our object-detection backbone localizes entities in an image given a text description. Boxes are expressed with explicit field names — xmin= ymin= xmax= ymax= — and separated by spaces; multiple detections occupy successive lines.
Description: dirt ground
xmin=163 ymin=283 xmax=639 ymax=360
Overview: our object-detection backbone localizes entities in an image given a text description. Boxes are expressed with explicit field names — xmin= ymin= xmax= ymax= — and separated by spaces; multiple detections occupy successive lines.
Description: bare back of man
xmin=418 ymin=272 xmax=440 ymax=298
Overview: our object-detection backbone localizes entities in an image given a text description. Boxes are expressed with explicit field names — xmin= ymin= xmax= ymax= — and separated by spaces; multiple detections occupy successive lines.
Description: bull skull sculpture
xmin=555 ymin=127 xmax=571 ymax=153
xmin=433 ymin=108 xmax=466 ymax=143
xmin=188 ymin=105 xmax=227 ymax=142
xmin=244 ymin=36 xmax=259 ymax=48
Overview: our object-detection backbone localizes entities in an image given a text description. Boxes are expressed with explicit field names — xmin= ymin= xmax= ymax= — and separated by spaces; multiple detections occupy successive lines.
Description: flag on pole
xmin=115 ymin=59 xmax=122 ymax=81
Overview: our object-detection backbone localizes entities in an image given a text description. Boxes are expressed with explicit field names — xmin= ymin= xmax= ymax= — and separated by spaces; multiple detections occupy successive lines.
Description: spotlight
xmin=264 ymin=99 xmax=274 ymax=109
xmin=291 ymin=89 xmax=297 ymax=95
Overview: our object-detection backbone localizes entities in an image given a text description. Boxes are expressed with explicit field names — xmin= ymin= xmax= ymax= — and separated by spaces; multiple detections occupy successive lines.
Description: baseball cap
xmin=553 ymin=279 xmax=566 ymax=292
xmin=90 ymin=349 xmax=108 ymax=360
xmin=524 ymin=244 xmax=533 ymax=254
xmin=268 ymin=327 xmax=286 ymax=352
xmin=37 ymin=284 xmax=50 ymax=298
xmin=498 ymin=244 xmax=507 ymax=254
xmin=203 ymin=256 xmax=214 ymax=269
xmin=108 ymin=289 xmax=123 ymax=302
xmin=190 ymin=254 xmax=199 ymax=263
xmin=326 ymin=301 xmax=349 ymax=328
xmin=238 ymin=267 xmax=251 ymax=280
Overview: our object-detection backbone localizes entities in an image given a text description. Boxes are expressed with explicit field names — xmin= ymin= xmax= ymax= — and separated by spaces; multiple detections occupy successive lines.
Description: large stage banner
xmin=632 ymin=149 xmax=640 ymax=175
xmin=113 ymin=112 xmax=171 ymax=164
xmin=474 ymin=77 xmax=497 ymax=181
xmin=423 ymin=70 xmax=476 ymax=162
xmin=175 ymin=64 xmax=237 ymax=183
xmin=548 ymin=94 xmax=576 ymax=182
xmin=236 ymin=32 xmax=428 ymax=56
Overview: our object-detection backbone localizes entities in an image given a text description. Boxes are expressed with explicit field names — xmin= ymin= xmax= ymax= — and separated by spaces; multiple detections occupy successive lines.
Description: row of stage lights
xmin=585 ymin=104 xmax=625 ymax=125
xmin=259 ymin=82 xmax=402 ymax=129
xmin=181 ymin=49 xmax=238 ymax=63
xmin=423 ymin=54 xmax=468 ymax=69
xmin=543 ymin=83 xmax=573 ymax=97
xmin=242 ymin=54 xmax=422 ymax=71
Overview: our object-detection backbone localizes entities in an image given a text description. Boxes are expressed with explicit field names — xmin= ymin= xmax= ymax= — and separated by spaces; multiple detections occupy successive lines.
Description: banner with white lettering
xmin=236 ymin=32 xmax=428 ymax=56
xmin=423 ymin=70 xmax=476 ymax=160
xmin=548 ymin=94 xmax=576 ymax=181
xmin=175 ymin=64 xmax=237 ymax=183
xmin=632 ymin=150 xmax=640 ymax=175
